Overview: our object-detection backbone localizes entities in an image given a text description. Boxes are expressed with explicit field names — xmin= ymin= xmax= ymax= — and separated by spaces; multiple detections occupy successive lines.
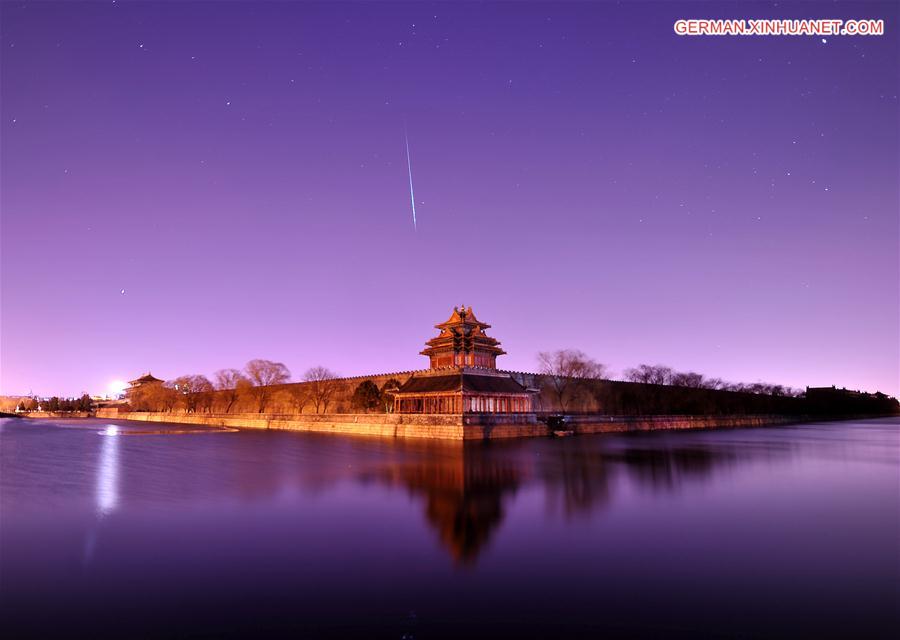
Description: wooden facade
xmin=420 ymin=306 xmax=506 ymax=369
xmin=394 ymin=393 xmax=534 ymax=414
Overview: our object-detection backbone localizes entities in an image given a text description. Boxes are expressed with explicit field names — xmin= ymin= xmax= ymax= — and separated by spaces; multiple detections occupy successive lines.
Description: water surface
xmin=1 ymin=417 xmax=897 ymax=638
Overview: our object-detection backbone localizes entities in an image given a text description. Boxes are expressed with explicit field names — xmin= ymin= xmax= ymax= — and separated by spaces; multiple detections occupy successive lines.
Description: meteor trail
xmin=404 ymin=128 xmax=417 ymax=231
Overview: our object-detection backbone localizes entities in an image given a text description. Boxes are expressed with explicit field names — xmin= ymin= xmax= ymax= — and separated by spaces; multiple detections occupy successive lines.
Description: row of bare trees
xmin=129 ymin=359 xmax=340 ymax=414
xmin=537 ymin=350 xmax=802 ymax=413
xmin=128 ymin=350 xmax=803 ymax=416
xmin=622 ymin=363 xmax=801 ymax=397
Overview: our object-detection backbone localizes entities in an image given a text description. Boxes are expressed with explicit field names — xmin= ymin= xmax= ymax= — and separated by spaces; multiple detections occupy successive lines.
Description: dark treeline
xmin=558 ymin=379 xmax=807 ymax=416
xmin=805 ymin=386 xmax=899 ymax=416
xmin=15 ymin=394 xmax=93 ymax=413
xmin=532 ymin=350 xmax=897 ymax=416
xmin=621 ymin=363 xmax=801 ymax=397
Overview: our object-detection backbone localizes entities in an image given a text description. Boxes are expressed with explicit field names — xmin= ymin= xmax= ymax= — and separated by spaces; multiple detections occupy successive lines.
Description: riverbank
xmin=89 ymin=409 xmax=823 ymax=440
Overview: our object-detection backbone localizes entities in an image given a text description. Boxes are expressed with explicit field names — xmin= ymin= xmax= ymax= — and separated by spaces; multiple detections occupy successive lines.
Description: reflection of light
xmin=96 ymin=426 xmax=120 ymax=516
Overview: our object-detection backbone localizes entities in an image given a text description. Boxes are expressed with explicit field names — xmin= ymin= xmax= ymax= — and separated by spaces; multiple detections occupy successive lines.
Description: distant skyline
xmin=1 ymin=1 xmax=897 ymax=397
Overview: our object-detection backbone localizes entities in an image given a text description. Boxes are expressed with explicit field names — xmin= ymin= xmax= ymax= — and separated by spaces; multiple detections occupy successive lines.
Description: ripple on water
xmin=97 ymin=426 xmax=238 ymax=436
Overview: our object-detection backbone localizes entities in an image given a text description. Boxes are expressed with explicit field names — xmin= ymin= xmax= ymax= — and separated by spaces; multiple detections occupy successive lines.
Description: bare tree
xmin=194 ymin=376 xmax=216 ymax=413
xmin=245 ymin=359 xmax=291 ymax=413
xmin=303 ymin=366 xmax=338 ymax=414
xmin=287 ymin=384 xmax=312 ymax=414
xmin=172 ymin=375 xmax=214 ymax=413
xmin=669 ymin=371 xmax=705 ymax=388
xmin=623 ymin=364 xmax=674 ymax=385
xmin=620 ymin=363 xmax=799 ymax=401
xmin=215 ymin=368 xmax=250 ymax=413
xmin=537 ymin=350 xmax=607 ymax=413
xmin=160 ymin=381 xmax=179 ymax=412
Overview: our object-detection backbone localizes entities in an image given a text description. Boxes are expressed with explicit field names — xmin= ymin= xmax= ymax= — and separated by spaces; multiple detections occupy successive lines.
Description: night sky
xmin=1 ymin=1 xmax=897 ymax=397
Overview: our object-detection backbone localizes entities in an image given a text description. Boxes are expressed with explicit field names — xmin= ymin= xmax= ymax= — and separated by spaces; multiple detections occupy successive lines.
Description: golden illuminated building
xmin=393 ymin=306 xmax=536 ymax=415
xmin=125 ymin=372 xmax=163 ymax=399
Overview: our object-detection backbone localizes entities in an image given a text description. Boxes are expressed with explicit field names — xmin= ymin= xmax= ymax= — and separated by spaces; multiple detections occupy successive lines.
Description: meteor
xmin=404 ymin=128 xmax=417 ymax=230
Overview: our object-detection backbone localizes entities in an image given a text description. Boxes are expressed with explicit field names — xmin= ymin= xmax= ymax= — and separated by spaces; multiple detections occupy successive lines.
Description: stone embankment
xmin=94 ymin=408 xmax=807 ymax=440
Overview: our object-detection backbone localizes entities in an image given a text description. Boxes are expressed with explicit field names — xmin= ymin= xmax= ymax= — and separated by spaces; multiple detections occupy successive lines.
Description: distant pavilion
xmin=393 ymin=307 xmax=536 ymax=414
xmin=125 ymin=372 xmax=163 ymax=399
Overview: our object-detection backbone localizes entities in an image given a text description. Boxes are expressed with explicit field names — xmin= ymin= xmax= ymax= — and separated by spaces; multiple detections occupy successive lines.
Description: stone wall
xmin=98 ymin=409 xmax=470 ymax=439
xmin=502 ymin=372 xmax=809 ymax=415
xmin=96 ymin=408 xmax=805 ymax=441
xmin=566 ymin=414 xmax=804 ymax=434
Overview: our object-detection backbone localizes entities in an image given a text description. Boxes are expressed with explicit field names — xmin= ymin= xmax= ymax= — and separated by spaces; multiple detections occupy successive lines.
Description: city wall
xmin=94 ymin=408 xmax=805 ymax=440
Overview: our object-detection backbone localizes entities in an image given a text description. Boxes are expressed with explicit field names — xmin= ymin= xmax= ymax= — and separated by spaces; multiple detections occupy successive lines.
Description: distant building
xmin=805 ymin=385 xmax=898 ymax=415
xmin=126 ymin=373 xmax=163 ymax=400
xmin=393 ymin=307 xmax=536 ymax=414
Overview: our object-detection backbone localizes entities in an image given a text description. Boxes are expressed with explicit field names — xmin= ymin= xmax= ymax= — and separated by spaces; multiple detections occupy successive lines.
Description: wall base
xmin=92 ymin=409 xmax=815 ymax=440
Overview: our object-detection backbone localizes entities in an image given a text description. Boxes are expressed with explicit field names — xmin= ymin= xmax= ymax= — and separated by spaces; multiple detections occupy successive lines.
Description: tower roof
xmin=421 ymin=306 xmax=506 ymax=367
xmin=435 ymin=305 xmax=490 ymax=331
xmin=396 ymin=371 xmax=529 ymax=395
xmin=128 ymin=372 xmax=163 ymax=385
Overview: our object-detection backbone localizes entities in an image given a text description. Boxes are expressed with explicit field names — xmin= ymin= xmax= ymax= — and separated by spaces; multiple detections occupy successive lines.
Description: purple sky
xmin=1 ymin=1 xmax=897 ymax=398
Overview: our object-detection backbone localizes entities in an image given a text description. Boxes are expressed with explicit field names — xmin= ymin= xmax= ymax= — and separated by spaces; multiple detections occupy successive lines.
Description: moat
xmin=1 ymin=417 xmax=897 ymax=638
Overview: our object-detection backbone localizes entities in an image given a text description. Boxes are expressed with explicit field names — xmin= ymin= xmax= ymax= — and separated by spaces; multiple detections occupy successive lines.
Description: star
xmin=120 ymin=289 xmax=126 ymax=295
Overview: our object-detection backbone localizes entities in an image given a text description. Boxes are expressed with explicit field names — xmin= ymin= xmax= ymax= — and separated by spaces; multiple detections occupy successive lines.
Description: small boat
xmin=552 ymin=430 xmax=574 ymax=437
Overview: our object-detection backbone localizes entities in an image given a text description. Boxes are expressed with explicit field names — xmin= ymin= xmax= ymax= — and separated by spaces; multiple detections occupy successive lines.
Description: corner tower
xmin=420 ymin=306 xmax=506 ymax=369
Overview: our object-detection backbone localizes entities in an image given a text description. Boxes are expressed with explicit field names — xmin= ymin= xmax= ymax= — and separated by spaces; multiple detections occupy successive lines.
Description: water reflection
xmin=616 ymin=445 xmax=735 ymax=491
xmin=1 ymin=418 xmax=896 ymax=638
xmin=96 ymin=426 xmax=120 ymax=516
xmin=369 ymin=445 xmax=522 ymax=563
xmin=84 ymin=426 xmax=121 ymax=564
xmin=364 ymin=436 xmax=797 ymax=562
xmin=538 ymin=446 xmax=613 ymax=517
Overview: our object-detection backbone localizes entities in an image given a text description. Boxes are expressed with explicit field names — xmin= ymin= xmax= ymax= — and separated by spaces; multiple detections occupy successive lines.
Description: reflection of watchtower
xmin=376 ymin=445 xmax=523 ymax=564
